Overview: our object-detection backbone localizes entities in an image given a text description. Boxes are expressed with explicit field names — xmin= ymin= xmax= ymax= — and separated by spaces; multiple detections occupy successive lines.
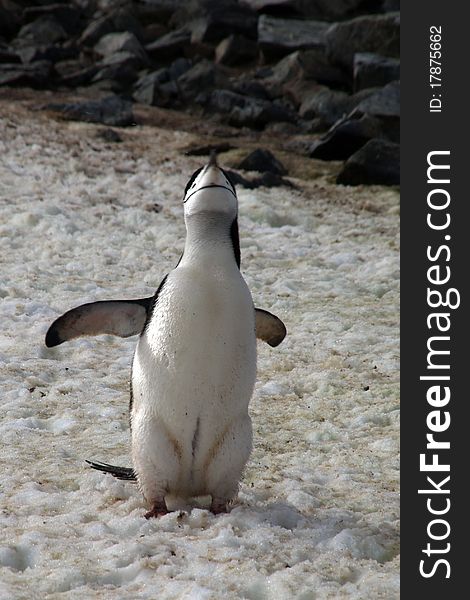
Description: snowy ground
xmin=0 ymin=96 xmax=399 ymax=599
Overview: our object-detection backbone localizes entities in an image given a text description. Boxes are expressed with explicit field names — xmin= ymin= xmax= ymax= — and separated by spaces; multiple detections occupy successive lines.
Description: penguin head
xmin=183 ymin=153 xmax=237 ymax=219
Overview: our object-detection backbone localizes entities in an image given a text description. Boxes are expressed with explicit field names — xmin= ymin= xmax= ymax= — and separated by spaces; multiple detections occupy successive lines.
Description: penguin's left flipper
xmin=86 ymin=460 xmax=137 ymax=481
xmin=45 ymin=297 xmax=153 ymax=347
xmin=255 ymin=308 xmax=287 ymax=347
xmin=45 ymin=298 xmax=286 ymax=348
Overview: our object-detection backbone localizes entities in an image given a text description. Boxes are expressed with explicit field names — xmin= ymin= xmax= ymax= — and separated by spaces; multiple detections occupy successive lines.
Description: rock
xmin=206 ymin=89 xmax=295 ymax=129
xmin=262 ymin=50 xmax=346 ymax=104
xmin=44 ymin=95 xmax=135 ymax=127
xmin=237 ymin=148 xmax=287 ymax=175
xmin=134 ymin=0 xmax=186 ymax=26
xmin=298 ymin=86 xmax=377 ymax=126
xmin=229 ymin=78 xmax=271 ymax=100
xmin=326 ymin=12 xmax=400 ymax=69
xmin=215 ymin=35 xmax=258 ymax=66
xmin=183 ymin=142 xmax=235 ymax=156
xmin=108 ymin=8 xmax=145 ymax=43
xmin=79 ymin=16 xmax=116 ymax=47
xmin=54 ymin=60 xmax=99 ymax=87
xmin=309 ymin=113 xmax=385 ymax=160
xmin=79 ymin=9 xmax=145 ymax=47
xmin=0 ymin=48 xmax=21 ymax=64
xmin=22 ymin=4 xmax=83 ymax=35
xmin=356 ymin=80 xmax=400 ymax=118
xmin=91 ymin=51 xmax=143 ymax=91
xmin=0 ymin=0 xmax=22 ymax=40
xmin=168 ymin=57 xmax=193 ymax=79
xmin=353 ymin=52 xmax=400 ymax=91
xmin=15 ymin=16 xmax=67 ymax=46
xmin=189 ymin=1 xmax=258 ymax=44
xmin=253 ymin=171 xmax=294 ymax=188
xmin=97 ymin=128 xmax=123 ymax=143
xmin=242 ymin=0 xmax=370 ymax=20
xmin=133 ymin=69 xmax=176 ymax=106
xmin=0 ymin=60 xmax=52 ymax=87
xmin=258 ymin=15 xmax=329 ymax=61
xmin=336 ymin=138 xmax=399 ymax=186
xmin=225 ymin=169 xmax=293 ymax=189
xmin=133 ymin=58 xmax=193 ymax=106
xmin=145 ymin=27 xmax=192 ymax=62
xmin=17 ymin=44 xmax=78 ymax=65
xmin=141 ymin=23 xmax=168 ymax=45
xmin=94 ymin=32 xmax=147 ymax=63
xmin=177 ymin=60 xmax=228 ymax=102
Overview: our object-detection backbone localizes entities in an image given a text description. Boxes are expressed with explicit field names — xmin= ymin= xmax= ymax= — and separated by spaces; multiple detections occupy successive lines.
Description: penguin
xmin=46 ymin=154 xmax=286 ymax=517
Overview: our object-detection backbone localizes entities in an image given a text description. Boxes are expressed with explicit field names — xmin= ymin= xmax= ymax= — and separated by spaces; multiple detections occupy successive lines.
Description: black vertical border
xmin=401 ymin=3 xmax=467 ymax=596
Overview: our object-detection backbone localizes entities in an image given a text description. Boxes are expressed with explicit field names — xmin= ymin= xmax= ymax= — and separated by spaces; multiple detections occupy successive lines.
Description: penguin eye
xmin=184 ymin=167 xmax=203 ymax=196
xmin=221 ymin=168 xmax=236 ymax=194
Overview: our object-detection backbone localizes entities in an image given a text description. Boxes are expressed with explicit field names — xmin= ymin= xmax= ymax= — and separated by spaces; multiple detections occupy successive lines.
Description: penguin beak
xmin=208 ymin=150 xmax=218 ymax=168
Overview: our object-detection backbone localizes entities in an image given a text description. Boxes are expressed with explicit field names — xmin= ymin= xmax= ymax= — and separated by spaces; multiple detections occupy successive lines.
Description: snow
xmin=0 ymin=101 xmax=399 ymax=598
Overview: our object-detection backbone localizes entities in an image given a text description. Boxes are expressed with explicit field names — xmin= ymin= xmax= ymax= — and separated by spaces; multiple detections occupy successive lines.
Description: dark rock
xmin=0 ymin=60 xmax=52 ymax=87
xmin=54 ymin=61 xmax=99 ymax=87
xmin=258 ymin=15 xmax=329 ymax=61
xmin=215 ymin=35 xmax=258 ymax=66
xmin=292 ymin=48 xmax=346 ymax=87
xmin=133 ymin=69 xmax=176 ymax=106
xmin=237 ymin=148 xmax=287 ymax=175
xmin=79 ymin=16 xmax=116 ymax=47
xmin=168 ymin=57 xmax=192 ymax=79
xmin=230 ymin=78 xmax=271 ymax=100
xmin=224 ymin=169 xmax=256 ymax=188
xmin=262 ymin=50 xmax=346 ymax=106
xmin=97 ymin=128 xmax=123 ymax=143
xmin=15 ymin=16 xmax=67 ymax=46
xmin=145 ymin=27 xmax=192 ymax=62
xmin=177 ymin=60 xmax=228 ymax=102
xmin=133 ymin=0 xmax=185 ymax=26
xmin=79 ymin=9 xmax=145 ymax=47
xmin=225 ymin=169 xmax=293 ymax=189
xmin=0 ymin=48 xmax=21 ymax=64
xmin=91 ymin=52 xmax=143 ymax=91
xmin=22 ymin=4 xmax=83 ymax=36
xmin=184 ymin=142 xmax=235 ymax=156
xmin=133 ymin=58 xmax=192 ymax=105
xmin=356 ymin=80 xmax=400 ymax=117
xmin=353 ymin=52 xmax=400 ymax=91
xmin=94 ymin=32 xmax=147 ymax=63
xmin=326 ymin=12 xmax=400 ymax=69
xmin=299 ymin=86 xmax=377 ymax=126
xmin=141 ymin=23 xmax=168 ymax=45
xmin=255 ymin=171 xmax=295 ymax=188
xmin=206 ymin=89 xmax=295 ymax=129
xmin=110 ymin=8 xmax=145 ymax=43
xmin=309 ymin=113 xmax=385 ymax=160
xmin=242 ymin=0 xmax=371 ymax=20
xmin=18 ymin=44 xmax=78 ymax=65
xmin=0 ymin=0 xmax=22 ymax=40
xmin=189 ymin=1 xmax=258 ymax=44
xmin=44 ymin=95 xmax=135 ymax=127
xmin=336 ymin=138 xmax=400 ymax=186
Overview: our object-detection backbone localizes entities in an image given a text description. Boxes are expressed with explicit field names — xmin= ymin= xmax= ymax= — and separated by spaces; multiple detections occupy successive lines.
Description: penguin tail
xmin=86 ymin=460 xmax=137 ymax=482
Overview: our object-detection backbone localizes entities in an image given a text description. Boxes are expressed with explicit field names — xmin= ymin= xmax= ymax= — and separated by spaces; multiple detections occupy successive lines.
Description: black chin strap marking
xmin=184 ymin=184 xmax=237 ymax=203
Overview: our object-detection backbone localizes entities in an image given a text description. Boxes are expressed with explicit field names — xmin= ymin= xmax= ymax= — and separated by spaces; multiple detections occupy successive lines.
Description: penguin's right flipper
xmin=255 ymin=308 xmax=287 ymax=347
xmin=86 ymin=460 xmax=137 ymax=481
xmin=45 ymin=297 xmax=153 ymax=347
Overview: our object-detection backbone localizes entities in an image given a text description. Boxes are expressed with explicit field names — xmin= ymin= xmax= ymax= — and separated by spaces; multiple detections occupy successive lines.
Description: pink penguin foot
xmin=144 ymin=500 xmax=168 ymax=519
xmin=210 ymin=498 xmax=229 ymax=515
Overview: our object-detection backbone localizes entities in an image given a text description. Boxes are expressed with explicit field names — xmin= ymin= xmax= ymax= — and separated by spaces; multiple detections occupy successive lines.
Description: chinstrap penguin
xmin=46 ymin=154 xmax=286 ymax=517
